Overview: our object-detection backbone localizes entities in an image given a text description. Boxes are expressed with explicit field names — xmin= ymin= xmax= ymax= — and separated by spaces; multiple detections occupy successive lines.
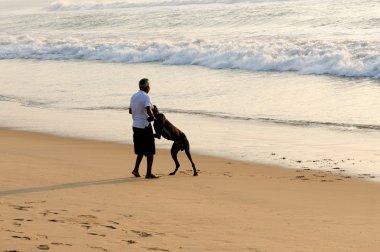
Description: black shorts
xmin=133 ymin=124 xmax=155 ymax=156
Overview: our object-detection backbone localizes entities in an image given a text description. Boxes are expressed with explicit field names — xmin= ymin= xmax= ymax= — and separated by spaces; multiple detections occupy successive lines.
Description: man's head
xmin=139 ymin=78 xmax=150 ymax=93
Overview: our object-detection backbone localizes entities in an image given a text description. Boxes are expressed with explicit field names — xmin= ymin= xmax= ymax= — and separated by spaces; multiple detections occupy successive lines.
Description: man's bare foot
xmin=145 ymin=174 xmax=159 ymax=179
xmin=132 ymin=170 xmax=141 ymax=177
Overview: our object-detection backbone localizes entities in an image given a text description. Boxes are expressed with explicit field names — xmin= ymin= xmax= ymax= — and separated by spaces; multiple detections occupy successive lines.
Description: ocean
xmin=0 ymin=0 xmax=379 ymax=180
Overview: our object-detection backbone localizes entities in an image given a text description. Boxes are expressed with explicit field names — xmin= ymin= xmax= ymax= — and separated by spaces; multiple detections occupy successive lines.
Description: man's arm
xmin=146 ymin=106 xmax=156 ymax=122
xmin=152 ymin=114 xmax=164 ymax=139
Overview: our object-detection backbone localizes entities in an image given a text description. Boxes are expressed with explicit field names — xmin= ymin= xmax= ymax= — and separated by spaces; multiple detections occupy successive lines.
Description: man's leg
xmin=145 ymin=124 xmax=158 ymax=179
xmin=145 ymin=154 xmax=158 ymax=179
xmin=132 ymin=154 xmax=143 ymax=177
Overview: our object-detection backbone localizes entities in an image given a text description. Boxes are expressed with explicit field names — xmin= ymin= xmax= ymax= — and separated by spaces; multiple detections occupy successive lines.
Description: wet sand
xmin=0 ymin=128 xmax=380 ymax=252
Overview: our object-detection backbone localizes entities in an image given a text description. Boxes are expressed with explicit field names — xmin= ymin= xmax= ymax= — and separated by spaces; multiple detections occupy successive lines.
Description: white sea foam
xmin=1 ymin=35 xmax=379 ymax=79
xmin=48 ymin=0 xmax=261 ymax=11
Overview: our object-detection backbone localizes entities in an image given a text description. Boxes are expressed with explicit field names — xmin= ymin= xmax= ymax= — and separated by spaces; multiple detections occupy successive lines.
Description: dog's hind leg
xmin=185 ymin=149 xmax=198 ymax=176
xmin=169 ymin=144 xmax=180 ymax=176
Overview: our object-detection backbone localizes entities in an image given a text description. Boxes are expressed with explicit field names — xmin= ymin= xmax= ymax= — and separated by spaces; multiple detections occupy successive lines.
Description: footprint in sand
xmin=101 ymin=225 xmax=117 ymax=230
xmin=248 ymin=248 xmax=265 ymax=252
xmin=81 ymin=223 xmax=91 ymax=229
xmin=11 ymin=235 xmax=31 ymax=240
xmin=147 ymin=248 xmax=170 ymax=251
xmin=13 ymin=218 xmax=32 ymax=222
xmin=79 ymin=215 xmax=97 ymax=219
xmin=12 ymin=222 xmax=21 ymax=227
xmin=37 ymin=234 xmax=48 ymax=239
xmin=25 ymin=200 xmax=46 ymax=204
xmin=37 ymin=245 xmax=49 ymax=250
xmin=78 ymin=215 xmax=98 ymax=227
xmin=294 ymin=175 xmax=311 ymax=181
xmin=51 ymin=242 xmax=63 ymax=245
xmin=122 ymin=240 xmax=136 ymax=244
xmin=3 ymin=250 xmax=20 ymax=252
xmin=40 ymin=210 xmax=59 ymax=216
xmin=6 ymin=229 xmax=24 ymax=234
xmin=119 ymin=213 xmax=134 ymax=218
xmin=88 ymin=232 xmax=106 ymax=237
xmin=313 ymin=174 xmax=325 ymax=178
xmin=223 ymin=172 xmax=232 ymax=177
xmin=90 ymin=246 xmax=108 ymax=251
xmin=13 ymin=205 xmax=32 ymax=211
xmin=131 ymin=230 xmax=152 ymax=237
xmin=51 ymin=242 xmax=72 ymax=247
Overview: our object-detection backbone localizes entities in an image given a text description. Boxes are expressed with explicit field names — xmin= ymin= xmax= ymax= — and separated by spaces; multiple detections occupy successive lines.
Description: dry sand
xmin=0 ymin=128 xmax=380 ymax=252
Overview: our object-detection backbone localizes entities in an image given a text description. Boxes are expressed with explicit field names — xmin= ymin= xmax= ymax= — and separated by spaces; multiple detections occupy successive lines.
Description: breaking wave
xmin=0 ymin=35 xmax=379 ymax=79
xmin=48 ymin=0 xmax=266 ymax=11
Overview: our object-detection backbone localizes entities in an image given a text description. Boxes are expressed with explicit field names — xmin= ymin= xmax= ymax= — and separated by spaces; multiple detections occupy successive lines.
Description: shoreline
xmin=1 ymin=128 xmax=380 ymax=251
xmin=1 ymin=125 xmax=379 ymax=184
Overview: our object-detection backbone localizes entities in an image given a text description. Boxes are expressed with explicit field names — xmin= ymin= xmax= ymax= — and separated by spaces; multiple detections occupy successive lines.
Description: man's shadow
xmin=0 ymin=177 xmax=140 ymax=197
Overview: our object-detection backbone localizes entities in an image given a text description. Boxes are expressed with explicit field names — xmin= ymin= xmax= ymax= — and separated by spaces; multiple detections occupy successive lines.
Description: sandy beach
xmin=1 ymin=0 xmax=380 ymax=251
xmin=0 ymin=128 xmax=379 ymax=252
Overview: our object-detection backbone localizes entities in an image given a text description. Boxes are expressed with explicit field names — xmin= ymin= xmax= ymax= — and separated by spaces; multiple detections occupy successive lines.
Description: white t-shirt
xmin=130 ymin=90 xmax=153 ymax=128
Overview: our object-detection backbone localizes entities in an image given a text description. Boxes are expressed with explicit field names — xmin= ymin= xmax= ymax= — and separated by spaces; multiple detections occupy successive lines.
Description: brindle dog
xmin=152 ymin=106 xmax=198 ymax=176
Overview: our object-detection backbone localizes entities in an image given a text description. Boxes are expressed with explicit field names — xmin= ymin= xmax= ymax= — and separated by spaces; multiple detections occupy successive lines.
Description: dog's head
xmin=152 ymin=105 xmax=160 ymax=116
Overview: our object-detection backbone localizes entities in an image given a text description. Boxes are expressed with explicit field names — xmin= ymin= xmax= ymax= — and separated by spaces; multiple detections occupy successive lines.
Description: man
xmin=129 ymin=78 xmax=158 ymax=179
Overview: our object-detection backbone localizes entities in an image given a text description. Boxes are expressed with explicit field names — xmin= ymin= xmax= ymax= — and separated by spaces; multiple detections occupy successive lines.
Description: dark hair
xmin=139 ymin=78 xmax=150 ymax=90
